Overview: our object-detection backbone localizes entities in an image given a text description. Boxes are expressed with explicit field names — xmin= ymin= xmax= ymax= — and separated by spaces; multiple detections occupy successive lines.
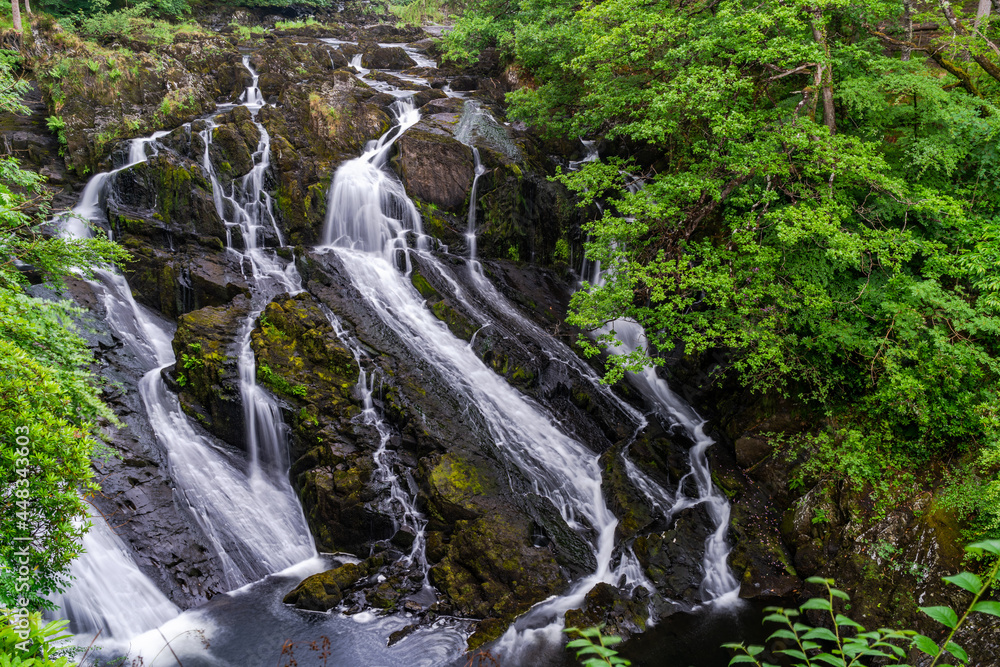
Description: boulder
xmin=171 ymin=298 xmax=250 ymax=449
xmin=361 ymin=45 xmax=417 ymax=70
xmin=393 ymin=129 xmax=474 ymax=212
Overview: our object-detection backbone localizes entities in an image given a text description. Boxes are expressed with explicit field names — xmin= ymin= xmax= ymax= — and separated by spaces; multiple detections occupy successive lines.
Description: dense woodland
xmin=443 ymin=0 xmax=1000 ymax=536
xmin=2 ymin=0 xmax=1000 ymax=663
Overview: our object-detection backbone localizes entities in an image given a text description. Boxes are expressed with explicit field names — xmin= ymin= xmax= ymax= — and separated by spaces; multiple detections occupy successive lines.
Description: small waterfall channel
xmin=574 ymin=147 xmax=741 ymax=605
xmin=318 ymin=71 xmax=740 ymax=664
xmin=52 ymin=56 xmax=316 ymax=657
xmin=43 ymin=32 xmax=742 ymax=667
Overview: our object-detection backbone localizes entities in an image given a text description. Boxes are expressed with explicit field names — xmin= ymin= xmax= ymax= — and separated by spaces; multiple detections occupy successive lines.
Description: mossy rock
xmin=429 ymin=514 xmax=567 ymax=649
xmin=171 ymin=297 xmax=249 ymax=449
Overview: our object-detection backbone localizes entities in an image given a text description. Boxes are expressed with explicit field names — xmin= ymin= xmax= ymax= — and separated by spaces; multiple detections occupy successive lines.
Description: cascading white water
xmin=454 ymin=101 xmax=488 ymax=274
xmin=565 ymin=139 xmax=740 ymax=605
xmin=321 ymin=306 xmax=431 ymax=572
xmin=320 ymin=94 xmax=654 ymax=662
xmin=322 ymin=97 xmax=422 ymax=257
xmin=51 ymin=57 xmax=317 ymax=648
xmin=49 ymin=503 xmax=179 ymax=640
xmin=599 ymin=319 xmax=741 ymax=605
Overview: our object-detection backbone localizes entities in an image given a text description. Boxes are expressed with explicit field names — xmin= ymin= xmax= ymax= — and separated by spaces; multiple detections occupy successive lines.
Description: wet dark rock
xmin=171 ymin=297 xmax=250 ymax=449
xmin=122 ymin=245 xmax=250 ymax=320
xmin=364 ymin=24 xmax=427 ymax=43
xmin=361 ymin=45 xmax=417 ymax=70
xmin=413 ymin=88 xmax=448 ymax=109
xmin=393 ymin=128 xmax=474 ymax=213
xmin=109 ymin=151 xmax=225 ymax=244
xmin=449 ymin=75 xmax=478 ymax=92
xmin=635 ymin=505 xmax=713 ymax=604
xmin=565 ymin=583 xmax=649 ymax=642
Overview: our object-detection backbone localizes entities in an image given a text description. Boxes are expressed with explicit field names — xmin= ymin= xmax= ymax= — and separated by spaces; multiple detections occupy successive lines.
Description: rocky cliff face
xmin=3 ymin=7 xmax=991 ymax=664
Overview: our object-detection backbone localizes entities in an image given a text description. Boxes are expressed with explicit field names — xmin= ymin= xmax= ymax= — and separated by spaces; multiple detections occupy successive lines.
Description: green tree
xmin=0 ymin=50 xmax=126 ymax=609
xmin=449 ymin=0 xmax=1000 ymax=535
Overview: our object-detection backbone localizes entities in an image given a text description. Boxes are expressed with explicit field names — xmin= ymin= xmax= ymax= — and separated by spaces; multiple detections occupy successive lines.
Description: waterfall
xmin=598 ymin=319 xmax=741 ymax=605
xmin=322 ymin=97 xmax=422 ymax=258
xmin=454 ymin=101 xmax=488 ymax=274
xmin=320 ymin=93 xmax=653 ymax=662
xmin=52 ymin=56 xmax=316 ymax=648
xmin=321 ymin=305 xmax=431 ymax=574
xmin=570 ymin=144 xmax=741 ymax=605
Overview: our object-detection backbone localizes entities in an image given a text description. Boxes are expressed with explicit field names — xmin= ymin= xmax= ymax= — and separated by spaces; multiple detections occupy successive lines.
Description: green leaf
xmin=920 ymin=606 xmax=958 ymax=629
xmin=912 ymin=633 xmax=941 ymax=657
xmin=943 ymin=572 xmax=983 ymax=594
xmin=776 ymin=649 xmax=809 ymax=661
xmin=800 ymin=598 xmax=834 ymax=612
xmin=834 ymin=614 xmax=863 ymax=630
xmin=944 ymin=641 xmax=968 ymax=663
xmin=728 ymin=657 xmax=759 ymax=665
xmin=802 ymin=627 xmax=839 ymax=642
xmin=967 ymin=540 xmax=1000 ymax=556
xmin=971 ymin=601 xmax=1000 ymax=617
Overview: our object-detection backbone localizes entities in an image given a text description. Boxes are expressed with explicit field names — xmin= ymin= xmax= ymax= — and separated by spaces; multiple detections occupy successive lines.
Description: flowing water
xmin=52 ymin=57 xmax=315 ymax=654
xmin=573 ymin=146 xmax=741 ymax=606
xmin=48 ymin=36 xmax=743 ymax=667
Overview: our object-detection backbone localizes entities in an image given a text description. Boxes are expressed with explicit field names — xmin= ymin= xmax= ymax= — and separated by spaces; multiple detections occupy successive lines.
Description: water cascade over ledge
xmin=40 ymin=32 xmax=746 ymax=666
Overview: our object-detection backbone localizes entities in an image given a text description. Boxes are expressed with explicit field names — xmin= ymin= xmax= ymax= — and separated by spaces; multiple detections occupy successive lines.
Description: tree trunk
xmin=811 ymin=8 xmax=836 ymax=134
xmin=11 ymin=0 xmax=21 ymax=31
xmin=902 ymin=0 xmax=914 ymax=61
xmin=939 ymin=0 xmax=1000 ymax=85
xmin=23 ymin=0 xmax=29 ymax=14
xmin=976 ymin=0 xmax=992 ymax=27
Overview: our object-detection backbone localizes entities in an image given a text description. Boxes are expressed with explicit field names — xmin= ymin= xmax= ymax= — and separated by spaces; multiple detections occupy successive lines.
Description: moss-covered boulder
xmin=393 ymin=129 xmax=475 ymax=213
xmin=249 ymin=291 xmax=359 ymax=444
xmin=171 ymin=298 xmax=249 ymax=448
xmin=283 ymin=561 xmax=366 ymax=611
xmin=209 ymin=106 xmax=261 ymax=179
xmin=429 ymin=514 xmax=567 ymax=649
xmin=109 ymin=151 xmax=224 ymax=242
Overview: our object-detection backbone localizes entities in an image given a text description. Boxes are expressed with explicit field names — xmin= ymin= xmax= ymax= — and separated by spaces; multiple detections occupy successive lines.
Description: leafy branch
xmin=725 ymin=540 xmax=1000 ymax=667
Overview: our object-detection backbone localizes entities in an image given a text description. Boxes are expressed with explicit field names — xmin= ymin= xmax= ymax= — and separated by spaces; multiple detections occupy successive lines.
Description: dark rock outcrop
xmin=170 ymin=299 xmax=249 ymax=449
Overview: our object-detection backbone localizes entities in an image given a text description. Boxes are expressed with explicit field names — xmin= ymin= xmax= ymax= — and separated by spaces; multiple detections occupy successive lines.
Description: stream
xmin=50 ymin=36 xmax=746 ymax=667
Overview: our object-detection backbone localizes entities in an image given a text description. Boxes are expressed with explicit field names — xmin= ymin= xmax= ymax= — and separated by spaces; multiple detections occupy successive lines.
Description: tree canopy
xmin=447 ymin=0 xmax=1000 ymax=536
xmin=0 ymin=50 xmax=126 ymax=610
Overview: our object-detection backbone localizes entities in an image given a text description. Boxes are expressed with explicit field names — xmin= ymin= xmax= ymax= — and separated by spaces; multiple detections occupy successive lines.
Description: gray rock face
xmin=62 ymin=278 xmax=229 ymax=609
xmin=394 ymin=128 xmax=474 ymax=212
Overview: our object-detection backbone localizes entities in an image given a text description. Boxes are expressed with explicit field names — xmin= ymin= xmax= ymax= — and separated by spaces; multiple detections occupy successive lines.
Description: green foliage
xmin=44 ymin=117 xmax=66 ymax=147
xmin=0 ymin=613 xmax=74 ymax=666
xmin=725 ymin=541 xmax=1000 ymax=666
xmin=447 ymin=0 xmax=1000 ymax=536
xmin=0 ymin=57 xmax=127 ymax=610
xmin=390 ymin=0 xmax=452 ymax=27
xmin=564 ymin=626 xmax=631 ymax=666
xmin=257 ymin=364 xmax=308 ymax=398
xmin=274 ymin=17 xmax=321 ymax=29
xmin=75 ymin=0 xmax=153 ymax=38
xmin=553 ymin=238 xmax=569 ymax=263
